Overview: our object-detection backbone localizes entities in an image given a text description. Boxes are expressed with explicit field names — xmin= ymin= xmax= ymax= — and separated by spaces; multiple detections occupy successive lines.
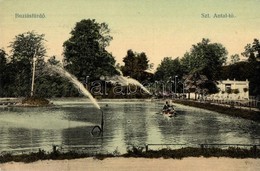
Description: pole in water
xmin=91 ymin=109 xmax=104 ymax=136
xmin=101 ymin=109 xmax=104 ymax=133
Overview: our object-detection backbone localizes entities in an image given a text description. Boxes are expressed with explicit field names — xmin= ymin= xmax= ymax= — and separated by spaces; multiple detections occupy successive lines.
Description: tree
xmin=230 ymin=54 xmax=240 ymax=64
xmin=7 ymin=31 xmax=47 ymax=97
xmin=47 ymin=56 xmax=60 ymax=65
xmin=121 ymin=49 xmax=150 ymax=82
xmin=179 ymin=39 xmax=227 ymax=95
xmin=122 ymin=49 xmax=135 ymax=77
xmin=33 ymin=56 xmax=80 ymax=98
xmin=183 ymin=72 xmax=211 ymax=99
xmin=0 ymin=49 xmax=7 ymax=96
xmin=241 ymin=39 xmax=260 ymax=96
xmin=154 ymin=57 xmax=183 ymax=82
xmin=9 ymin=31 xmax=46 ymax=62
xmin=0 ymin=49 xmax=7 ymax=64
xmin=137 ymin=52 xmax=149 ymax=72
xmin=63 ymin=19 xmax=118 ymax=82
xmin=242 ymin=39 xmax=260 ymax=62
xmin=180 ymin=52 xmax=193 ymax=74
xmin=221 ymin=61 xmax=252 ymax=81
xmin=181 ymin=38 xmax=227 ymax=81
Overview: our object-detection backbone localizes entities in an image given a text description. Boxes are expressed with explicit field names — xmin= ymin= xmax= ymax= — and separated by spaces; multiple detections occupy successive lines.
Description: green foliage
xmin=22 ymin=97 xmax=50 ymax=106
xmin=1 ymin=31 xmax=80 ymax=98
xmin=2 ymin=28 xmax=259 ymax=98
xmin=0 ymin=49 xmax=7 ymax=64
xmin=34 ymin=74 xmax=80 ymax=97
xmin=180 ymin=52 xmax=192 ymax=74
xmin=154 ymin=38 xmax=227 ymax=95
xmin=243 ymin=88 xmax=248 ymax=93
xmin=183 ymin=72 xmax=218 ymax=94
xmin=232 ymin=89 xmax=239 ymax=94
xmin=34 ymin=59 xmax=80 ymax=97
xmin=226 ymin=88 xmax=232 ymax=94
xmin=121 ymin=49 xmax=151 ymax=82
xmin=181 ymin=38 xmax=227 ymax=80
xmin=63 ymin=19 xmax=118 ymax=82
xmin=9 ymin=31 xmax=46 ymax=62
xmin=126 ymin=146 xmax=145 ymax=157
xmin=222 ymin=39 xmax=260 ymax=96
xmin=154 ymin=57 xmax=183 ymax=82
xmin=230 ymin=54 xmax=240 ymax=64
xmin=122 ymin=49 xmax=135 ymax=77
xmin=123 ymin=146 xmax=260 ymax=159
xmin=221 ymin=61 xmax=252 ymax=81
xmin=47 ymin=56 xmax=60 ymax=65
xmin=242 ymin=39 xmax=260 ymax=61
xmin=5 ymin=31 xmax=47 ymax=97
xmin=0 ymin=49 xmax=8 ymax=96
xmin=241 ymin=39 xmax=260 ymax=96
xmin=0 ymin=145 xmax=259 ymax=163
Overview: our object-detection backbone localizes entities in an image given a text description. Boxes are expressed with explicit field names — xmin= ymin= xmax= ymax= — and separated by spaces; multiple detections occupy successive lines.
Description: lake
xmin=0 ymin=98 xmax=259 ymax=154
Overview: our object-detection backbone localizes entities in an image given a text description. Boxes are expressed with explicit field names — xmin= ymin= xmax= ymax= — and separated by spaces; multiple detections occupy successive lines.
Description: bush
xmin=22 ymin=96 xmax=50 ymax=106
xmin=232 ymin=89 xmax=239 ymax=94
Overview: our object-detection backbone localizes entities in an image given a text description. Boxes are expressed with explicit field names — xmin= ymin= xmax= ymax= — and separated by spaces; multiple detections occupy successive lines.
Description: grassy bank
xmin=172 ymin=99 xmax=260 ymax=122
xmin=124 ymin=146 xmax=260 ymax=159
xmin=1 ymin=146 xmax=259 ymax=163
xmin=21 ymin=97 xmax=51 ymax=106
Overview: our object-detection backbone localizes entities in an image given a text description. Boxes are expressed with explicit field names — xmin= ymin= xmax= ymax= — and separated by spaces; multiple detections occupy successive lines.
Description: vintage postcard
xmin=0 ymin=0 xmax=260 ymax=170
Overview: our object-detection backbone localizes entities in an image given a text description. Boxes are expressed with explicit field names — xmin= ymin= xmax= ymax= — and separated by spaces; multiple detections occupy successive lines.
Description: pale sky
xmin=1 ymin=0 xmax=260 ymax=69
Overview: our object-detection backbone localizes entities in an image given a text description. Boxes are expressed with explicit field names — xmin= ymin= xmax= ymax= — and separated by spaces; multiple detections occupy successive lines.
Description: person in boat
xmin=163 ymin=101 xmax=171 ymax=112
xmin=163 ymin=101 xmax=175 ymax=114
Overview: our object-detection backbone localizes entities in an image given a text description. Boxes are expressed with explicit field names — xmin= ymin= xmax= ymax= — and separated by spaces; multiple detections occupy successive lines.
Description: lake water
xmin=0 ymin=98 xmax=259 ymax=154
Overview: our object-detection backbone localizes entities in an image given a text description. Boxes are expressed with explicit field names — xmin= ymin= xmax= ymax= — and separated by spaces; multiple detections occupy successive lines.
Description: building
xmin=209 ymin=79 xmax=249 ymax=100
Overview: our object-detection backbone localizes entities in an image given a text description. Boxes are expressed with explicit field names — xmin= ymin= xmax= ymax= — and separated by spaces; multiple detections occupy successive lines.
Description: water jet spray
xmin=46 ymin=65 xmax=105 ymax=136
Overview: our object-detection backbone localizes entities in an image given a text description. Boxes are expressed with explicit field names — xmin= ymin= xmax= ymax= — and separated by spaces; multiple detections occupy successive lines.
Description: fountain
xmin=47 ymin=65 xmax=104 ymax=135
xmin=46 ymin=65 xmax=152 ymax=135
xmin=48 ymin=65 xmax=101 ymax=109
xmin=104 ymin=69 xmax=152 ymax=95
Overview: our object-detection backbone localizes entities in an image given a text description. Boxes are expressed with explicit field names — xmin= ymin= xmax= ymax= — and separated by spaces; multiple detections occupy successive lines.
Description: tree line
xmin=154 ymin=38 xmax=260 ymax=97
xmin=0 ymin=19 xmax=259 ymax=98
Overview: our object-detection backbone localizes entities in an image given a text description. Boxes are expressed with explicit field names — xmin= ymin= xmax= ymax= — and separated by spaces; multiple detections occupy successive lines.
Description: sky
xmin=1 ymin=0 xmax=260 ymax=70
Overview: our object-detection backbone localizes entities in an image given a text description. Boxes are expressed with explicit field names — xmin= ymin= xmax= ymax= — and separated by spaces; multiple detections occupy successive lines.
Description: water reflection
xmin=0 ymin=99 xmax=259 ymax=154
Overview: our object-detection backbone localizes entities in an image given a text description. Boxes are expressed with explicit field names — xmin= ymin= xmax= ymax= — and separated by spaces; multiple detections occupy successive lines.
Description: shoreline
xmin=172 ymin=99 xmax=260 ymax=123
xmin=0 ymin=157 xmax=259 ymax=171
xmin=1 ymin=146 xmax=259 ymax=164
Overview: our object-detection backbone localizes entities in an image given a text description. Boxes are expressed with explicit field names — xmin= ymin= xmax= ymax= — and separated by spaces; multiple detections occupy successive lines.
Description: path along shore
xmin=0 ymin=157 xmax=259 ymax=171
xmin=172 ymin=99 xmax=260 ymax=122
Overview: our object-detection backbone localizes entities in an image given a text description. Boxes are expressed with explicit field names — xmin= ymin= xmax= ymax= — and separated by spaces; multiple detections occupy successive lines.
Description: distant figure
xmin=163 ymin=101 xmax=176 ymax=115
xmin=163 ymin=101 xmax=170 ymax=111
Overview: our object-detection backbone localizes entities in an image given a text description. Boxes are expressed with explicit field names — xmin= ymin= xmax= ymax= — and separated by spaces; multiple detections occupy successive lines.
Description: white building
xmin=209 ymin=79 xmax=249 ymax=100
